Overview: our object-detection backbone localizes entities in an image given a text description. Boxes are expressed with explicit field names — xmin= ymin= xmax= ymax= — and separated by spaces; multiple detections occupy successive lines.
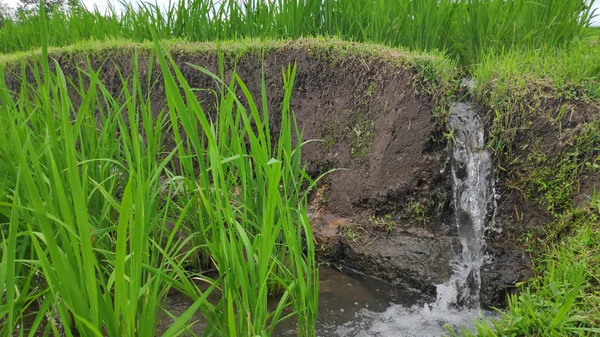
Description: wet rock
xmin=480 ymin=245 xmax=533 ymax=307
xmin=340 ymin=234 xmax=459 ymax=294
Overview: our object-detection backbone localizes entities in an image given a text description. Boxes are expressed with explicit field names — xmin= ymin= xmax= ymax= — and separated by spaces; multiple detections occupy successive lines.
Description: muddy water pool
xmin=159 ymin=267 xmax=496 ymax=336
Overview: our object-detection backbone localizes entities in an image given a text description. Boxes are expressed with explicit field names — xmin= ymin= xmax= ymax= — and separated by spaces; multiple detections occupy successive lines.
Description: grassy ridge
xmin=0 ymin=37 xmax=455 ymax=72
xmin=0 ymin=0 xmax=596 ymax=65
xmin=474 ymin=43 xmax=600 ymax=215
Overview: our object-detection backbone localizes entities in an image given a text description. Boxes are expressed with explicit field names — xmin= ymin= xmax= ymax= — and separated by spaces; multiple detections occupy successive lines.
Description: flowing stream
xmin=315 ymin=102 xmax=497 ymax=336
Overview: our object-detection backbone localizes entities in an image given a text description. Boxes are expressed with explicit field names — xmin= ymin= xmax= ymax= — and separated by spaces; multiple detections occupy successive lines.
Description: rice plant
xmin=0 ymin=6 xmax=318 ymax=336
xmin=0 ymin=0 xmax=596 ymax=66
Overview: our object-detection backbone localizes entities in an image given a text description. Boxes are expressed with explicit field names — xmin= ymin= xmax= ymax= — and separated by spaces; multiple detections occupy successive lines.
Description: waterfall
xmin=436 ymin=102 xmax=493 ymax=309
xmin=323 ymin=101 xmax=498 ymax=337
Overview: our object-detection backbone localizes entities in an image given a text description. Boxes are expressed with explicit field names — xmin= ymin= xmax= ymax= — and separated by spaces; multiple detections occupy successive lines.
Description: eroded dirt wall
xmin=2 ymin=41 xmax=531 ymax=306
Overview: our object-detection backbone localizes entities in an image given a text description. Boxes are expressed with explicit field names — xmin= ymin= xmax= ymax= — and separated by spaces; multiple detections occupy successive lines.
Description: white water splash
xmin=326 ymin=304 xmax=493 ymax=337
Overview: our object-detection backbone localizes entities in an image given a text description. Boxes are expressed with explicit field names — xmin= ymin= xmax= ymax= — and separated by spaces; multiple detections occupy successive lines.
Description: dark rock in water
xmin=339 ymin=234 xmax=459 ymax=294
xmin=480 ymin=245 xmax=533 ymax=307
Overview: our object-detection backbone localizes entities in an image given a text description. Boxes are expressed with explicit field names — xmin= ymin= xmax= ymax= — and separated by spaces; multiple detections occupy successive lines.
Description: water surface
xmin=160 ymin=267 xmax=495 ymax=336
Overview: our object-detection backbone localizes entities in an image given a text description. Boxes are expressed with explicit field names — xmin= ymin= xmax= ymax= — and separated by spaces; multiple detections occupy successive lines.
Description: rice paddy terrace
xmin=1 ymin=1 xmax=600 ymax=336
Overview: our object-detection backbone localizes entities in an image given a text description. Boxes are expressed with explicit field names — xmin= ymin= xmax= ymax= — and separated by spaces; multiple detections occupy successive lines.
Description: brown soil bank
xmin=3 ymin=38 xmax=586 ymax=307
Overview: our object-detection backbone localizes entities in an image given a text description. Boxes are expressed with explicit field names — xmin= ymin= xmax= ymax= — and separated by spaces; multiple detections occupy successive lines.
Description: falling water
xmin=319 ymin=102 xmax=497 ymax=337
xmin=436 ymin=102 xmax=493 ymax=309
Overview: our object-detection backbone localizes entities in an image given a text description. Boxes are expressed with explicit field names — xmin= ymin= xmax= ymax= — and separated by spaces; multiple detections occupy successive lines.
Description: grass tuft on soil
xmin=473 ymin=42 xmax=600 ymax=218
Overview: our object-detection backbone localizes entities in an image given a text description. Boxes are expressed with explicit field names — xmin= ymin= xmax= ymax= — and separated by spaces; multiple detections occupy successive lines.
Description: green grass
xmin=584 ymin=27 xmax=600 ymax=46
xmin=0 ymin=0 xmax=596 ymax=66
xmin=474 ymin=43 xmax=600 ymax=108
xmin=0 ymin=9 xmax=319 ymax=336
xmin=471 ymin=42 xmax=600 ymax=216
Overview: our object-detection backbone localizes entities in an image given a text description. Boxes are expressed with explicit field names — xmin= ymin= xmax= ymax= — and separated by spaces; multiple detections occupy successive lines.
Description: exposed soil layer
xmin=4 ymin=39 xmax=583 ymax=307
xmin=480 ymin=90 xmax=600 ymax=305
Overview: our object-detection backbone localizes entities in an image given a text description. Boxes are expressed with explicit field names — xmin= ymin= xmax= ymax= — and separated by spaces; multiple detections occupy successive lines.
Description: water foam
xmin=325 ymin=304 xmax=494 ymax=337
